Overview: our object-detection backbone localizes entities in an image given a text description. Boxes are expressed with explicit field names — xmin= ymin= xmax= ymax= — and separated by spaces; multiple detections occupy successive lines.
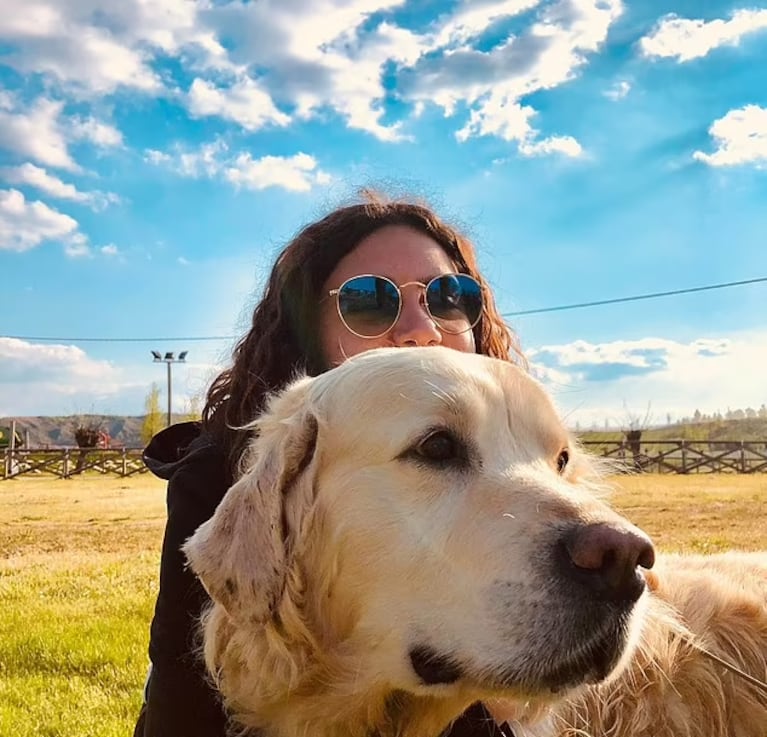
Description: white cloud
xmin=0 ymin=0 xmax=237 ymax=96
xmin=2 ymin=0 xmax=417 ymax=141
xmin=434 ymin=0 xmax=542 ymax=46
xmin=145 ymin=140 xmax=331 ymax=192
xmin=0 ymin=2 xmax=162 ymax=94
xmin=202 ymin=0 xmax=422 ymax=141
xmin=530 ymin=334 xmax=767 ymax=428
xmin=62 ymin=231 xmax=91 ymax=258
xmin=0 ymin=188 xmax=79 ymax=252
xmin=604 ymin=80 xmax=630 ymax=100
xmin=0 ymin=337 xmax=141 ymax=416
xmin=224 ymin=152 xmax=331 ymax=192
xmin=0 ymin=1 xmax=617 ymax=149
xmin=0 ymin=338 xmax=220 ymax=416
xmin=1 ymin=163 xmax=119 ymax=211
xmin=0 ymin=338 xmax=115 ymax=385
xmin=69 ymin=116 xmax=124 ymax=148
xmin=0 ymin=0 xmax=227 ymax=95
xmin=0 ymin=98 xmax=79 ymax=171
xmin=0 ymin=94 xmax=125 ymax=178
xmin=144 ymin=139 xmax=227 ymax=179
xmin=457 ymin=99 xmax=583 ymax=157
xmin=519 ymin=135 xmax=583 ymax=157
xmin=187 ymin=77 xmax=290 ymax=131
xmin=693 ymin=105 xmax=767 ymax=168
xmin=143 ymin=149 xmax=172 ymax=166
xmin=177 ymin=139 xmax=229 ymax=179
xmin=640 ymin=9 xmax=767 ymax=62
xmin=100 ymin=244 xmax=119 ymax=256
xmin=407 ymin=0 xmax=622 ymax=152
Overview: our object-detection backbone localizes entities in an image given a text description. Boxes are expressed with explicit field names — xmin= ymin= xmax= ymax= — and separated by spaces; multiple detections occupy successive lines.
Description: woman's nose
xmin=390 ymin=293 xmax=441 ymax=347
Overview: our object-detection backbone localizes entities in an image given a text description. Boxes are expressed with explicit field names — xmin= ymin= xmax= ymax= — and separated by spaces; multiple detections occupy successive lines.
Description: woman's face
xmin=319 ymin=225 xmax=477 ymax=368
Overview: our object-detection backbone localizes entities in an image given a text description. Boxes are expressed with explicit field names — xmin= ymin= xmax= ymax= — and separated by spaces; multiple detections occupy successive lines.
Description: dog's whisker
xmin=423 ymin=379 xmax=458 ymax=410
xmin=685 ymin=639 xmax=767 ymax=697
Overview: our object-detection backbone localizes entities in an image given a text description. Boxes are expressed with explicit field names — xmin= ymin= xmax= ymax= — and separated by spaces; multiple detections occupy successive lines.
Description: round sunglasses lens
xmin=426 ymin=274 xmax=482 ymax=333
xmin=337 ymin=276 xmax=400 ymax=337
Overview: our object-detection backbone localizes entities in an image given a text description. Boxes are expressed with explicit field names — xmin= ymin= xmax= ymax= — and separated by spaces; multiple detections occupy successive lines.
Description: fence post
xmin=122 ymin=449 xmax=127 ymax=477
xmin=680 ymin=440 xmax=687 ymax=474
xmin=63 ymin=449 xmax=70 ymax=478
xmin=740 ymin=441 xmax=746 ymax=473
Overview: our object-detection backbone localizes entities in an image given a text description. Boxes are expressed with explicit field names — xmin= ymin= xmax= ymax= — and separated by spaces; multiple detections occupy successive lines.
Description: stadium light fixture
xmin=151 ymin=350 xmax=189 ymax=427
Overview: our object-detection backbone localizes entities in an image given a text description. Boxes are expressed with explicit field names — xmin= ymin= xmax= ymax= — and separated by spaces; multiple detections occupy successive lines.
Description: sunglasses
xmin=328 ymin=273 xmax=483 ymax=339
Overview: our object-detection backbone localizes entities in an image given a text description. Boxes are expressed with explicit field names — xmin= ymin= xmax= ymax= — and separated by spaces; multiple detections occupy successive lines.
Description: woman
xmin=135 ymin=192 xmax=524 ymax=737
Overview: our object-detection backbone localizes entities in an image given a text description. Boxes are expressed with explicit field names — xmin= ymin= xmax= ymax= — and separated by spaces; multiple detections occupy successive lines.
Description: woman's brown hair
xmin=203 ymin=192 xmax=525 ymax=475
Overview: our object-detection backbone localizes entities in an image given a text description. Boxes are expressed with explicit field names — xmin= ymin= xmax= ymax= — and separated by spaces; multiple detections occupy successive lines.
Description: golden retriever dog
xmin=505 ymin=550 xmax=767 ymax=736
xmin=184 ymin=347 xmax=767 ymax=737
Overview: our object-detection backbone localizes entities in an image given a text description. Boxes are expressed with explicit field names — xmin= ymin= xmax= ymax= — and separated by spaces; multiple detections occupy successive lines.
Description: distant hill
xmin=579 ymin=417 xmax=767 ymax=444
xmin=3 ymin=413 xmax=765 ymax=451
xmin=0 ymin=415 xmax=163 ymax=448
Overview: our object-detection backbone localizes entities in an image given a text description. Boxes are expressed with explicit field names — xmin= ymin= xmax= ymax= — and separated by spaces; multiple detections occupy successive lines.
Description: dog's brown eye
xmin=400 ymin=428 xmax=471 ymax=470
xmin=418 ymin=431 xmax=459 ymax=461
xmin=406 ymin=429 xmax=471 ymax=470
xmin=557 ymin=448 xmax=570 ymax=474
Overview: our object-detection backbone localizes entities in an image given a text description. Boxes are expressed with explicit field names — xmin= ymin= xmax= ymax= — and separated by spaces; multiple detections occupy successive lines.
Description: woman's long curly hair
xmin=203 ymin=192 xmax=525 ymax=475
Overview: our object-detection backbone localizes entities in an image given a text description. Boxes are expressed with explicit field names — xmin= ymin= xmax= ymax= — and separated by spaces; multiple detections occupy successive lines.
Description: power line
xmin=1 ymin=335 xmax=233 ymax=343
xmin=501 ymin=276 xmax=767 ymax=317
xmin=3 ymin=276 xmax=765 ymax=344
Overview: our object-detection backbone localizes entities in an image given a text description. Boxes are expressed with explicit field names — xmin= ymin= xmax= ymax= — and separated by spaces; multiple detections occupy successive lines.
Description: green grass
xmin=1 ymin=473 xmax=765 ymax=736
xmin=0 ymin=476 xmax=165 ymax=737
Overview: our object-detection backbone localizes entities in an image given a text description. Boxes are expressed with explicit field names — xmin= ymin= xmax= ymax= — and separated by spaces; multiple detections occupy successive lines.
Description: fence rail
xmin=2 ymin=448 xmax=148 ymax=480
xmin=3 ymin=441 xmax=767 ymax=479
xmin=581 ymin=440 xmax=767 ymax=474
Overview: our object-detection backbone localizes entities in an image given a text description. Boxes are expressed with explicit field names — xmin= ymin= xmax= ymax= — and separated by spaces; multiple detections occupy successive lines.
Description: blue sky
xmin=1 ymin=0 xmax=766 ymax=428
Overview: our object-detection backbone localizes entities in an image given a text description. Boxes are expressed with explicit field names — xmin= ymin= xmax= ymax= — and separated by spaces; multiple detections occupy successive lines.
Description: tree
xmin=73 ymin=418 xmax=103 ymax=448
xmin=142 ymin=383 xmax=165 ymax=444
xmin=181 ymin=394 xmax=203 ymax=423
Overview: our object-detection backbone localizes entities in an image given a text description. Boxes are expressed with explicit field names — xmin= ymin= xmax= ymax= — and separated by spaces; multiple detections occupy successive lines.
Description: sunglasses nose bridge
xmin=396 ymin=280 xmax=429 ymax=312
xmin=397 ymin=280 xmax=428 ymax=292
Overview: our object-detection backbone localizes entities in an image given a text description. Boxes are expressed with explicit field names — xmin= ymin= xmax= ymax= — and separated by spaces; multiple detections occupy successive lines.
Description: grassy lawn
xmin=0 ymin=476 xmax=166 ymax=737
xmin=608 ymin=474 xmax=767 ymax=552
xmin=1 ymin=473 xmax=765 ymax=736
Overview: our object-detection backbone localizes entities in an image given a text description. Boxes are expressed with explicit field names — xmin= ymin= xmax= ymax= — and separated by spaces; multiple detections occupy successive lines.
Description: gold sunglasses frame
xmin=327 ymin=273 xmax=483 ymax=339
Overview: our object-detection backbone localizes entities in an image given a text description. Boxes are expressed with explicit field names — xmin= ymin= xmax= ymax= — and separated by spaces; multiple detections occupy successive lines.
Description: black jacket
xmin=135 ymin=422 xmax=513 ymax=737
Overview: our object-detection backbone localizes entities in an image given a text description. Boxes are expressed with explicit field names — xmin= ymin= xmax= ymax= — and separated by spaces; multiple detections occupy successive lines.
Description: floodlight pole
xmin=151 ymin=351 xmax=188 ymax=427
xmin=166 ymin=360 xmax=173 ymax=427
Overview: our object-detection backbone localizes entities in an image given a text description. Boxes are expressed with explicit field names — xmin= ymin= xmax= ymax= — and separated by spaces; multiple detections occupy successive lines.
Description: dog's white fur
xmin=184 ymin=347 xmax=767 ymax=737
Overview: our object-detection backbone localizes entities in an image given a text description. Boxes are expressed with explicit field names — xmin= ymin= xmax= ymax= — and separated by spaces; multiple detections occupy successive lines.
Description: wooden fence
xmin=2 ymin=448 xmax=148 ymax=480
xmin=581 ymin=440 xmax=767 ymax=474
xmin=3 ymin=441 xmax=767 ymax=479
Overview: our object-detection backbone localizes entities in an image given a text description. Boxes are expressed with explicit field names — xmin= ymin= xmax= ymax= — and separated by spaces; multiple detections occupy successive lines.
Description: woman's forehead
xmin=325 ymin=225 xmax=457 ymax=287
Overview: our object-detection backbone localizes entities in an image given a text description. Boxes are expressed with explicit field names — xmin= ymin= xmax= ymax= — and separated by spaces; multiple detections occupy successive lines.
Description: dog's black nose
xmin=561 ymin=523 xmax=655 ymax=603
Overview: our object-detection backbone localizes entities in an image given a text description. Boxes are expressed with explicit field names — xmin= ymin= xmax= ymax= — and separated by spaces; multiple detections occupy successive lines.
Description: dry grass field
xmin=0 ymin=472 xmax=765 ymax=736
xmin=609 ymin=474 xmax=767 ymax=552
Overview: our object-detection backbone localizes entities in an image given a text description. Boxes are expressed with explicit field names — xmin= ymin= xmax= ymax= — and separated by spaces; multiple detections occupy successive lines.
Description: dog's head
xmin=185 ymin=347 xmax=654 ymax=725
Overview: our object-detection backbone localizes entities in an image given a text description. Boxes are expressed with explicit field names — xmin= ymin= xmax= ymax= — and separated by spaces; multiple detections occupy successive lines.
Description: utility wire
xmin=3 ymin=276 xmax=766 ymax=344
xmin=502 ymin=276 xmax=767 ymax=317
xmin=0 ymin=335 xmax=233 ymax=343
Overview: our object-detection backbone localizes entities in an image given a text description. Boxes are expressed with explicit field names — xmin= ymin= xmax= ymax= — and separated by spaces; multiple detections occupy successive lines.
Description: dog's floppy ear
xmin=184 ymin=376 xmax=318 ymax=625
